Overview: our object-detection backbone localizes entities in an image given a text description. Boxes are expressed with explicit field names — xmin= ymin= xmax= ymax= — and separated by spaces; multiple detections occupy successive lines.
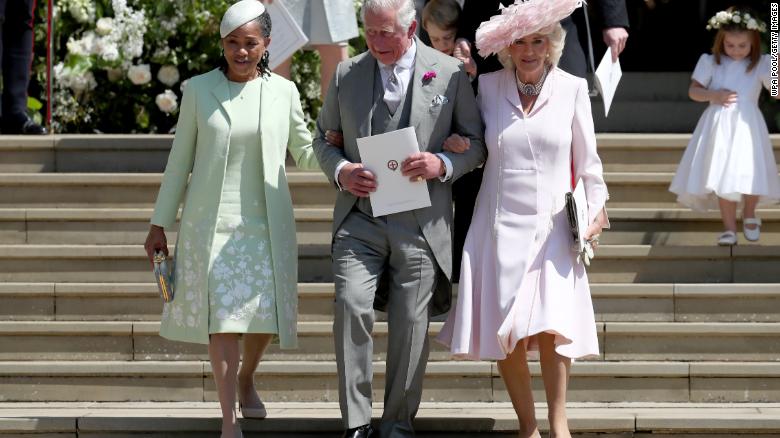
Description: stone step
xmin=2 ymin=402 xmax=780 ymax=436
xmin=0 ymin=360 xmax=777 ymax=403
xmin=609 ymin=72 xmax=694 ymax=101
xmin=0 ymin=173 xmax=336 ymax=208
xmin=5 ymin=207 xmax=780 ymax=246
xmin=0 ymin=207 xmax=331 ymax=245
xmin=0 ymin=172 xmax=759 ymax=209
xmin=0 ymin=135 xmax=171 ymax=173
xmin=8 ymin=133 xmax=779 ymax=173
xmin=0 ymin=243 xmax=329 ymax=283
xmin=0 ymin=320 xmax=778 ymax=362
xmin=0 ymin=243 xmax=767 ymax=285
xmin=2 ymin=243 xmax=780 ymax=283
xmin=1 ymin=282 xmax=777 ymax=324
xmin=592 ymin=101 xmax=708 ymax=133
xmin=597 ymin=133 xmax=780 ymax=172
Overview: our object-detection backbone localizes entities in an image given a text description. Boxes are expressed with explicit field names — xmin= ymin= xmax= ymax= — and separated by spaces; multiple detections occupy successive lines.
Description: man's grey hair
xmin=360 ymin=0 xmax=417 ymax=31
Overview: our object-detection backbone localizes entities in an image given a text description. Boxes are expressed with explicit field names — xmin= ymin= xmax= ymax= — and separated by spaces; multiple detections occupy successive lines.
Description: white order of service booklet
xmin=356 ymin=127 xmax=432 ymax=217
xmin=594 ymin=49 xmax=622 ymax=117
xmin=265 ymin=1 xmax=308 ymax=70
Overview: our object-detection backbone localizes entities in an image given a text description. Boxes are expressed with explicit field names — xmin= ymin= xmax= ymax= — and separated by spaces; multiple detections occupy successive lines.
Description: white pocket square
xmin=429 ymin=94 xmax=449 ymax=111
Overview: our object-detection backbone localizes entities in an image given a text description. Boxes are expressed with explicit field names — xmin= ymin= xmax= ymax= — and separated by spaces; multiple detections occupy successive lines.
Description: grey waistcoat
xmin=355 ymin=66 xmax=415 ymax=216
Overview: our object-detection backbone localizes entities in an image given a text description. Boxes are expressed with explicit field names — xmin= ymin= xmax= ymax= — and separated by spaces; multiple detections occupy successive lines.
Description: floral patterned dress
xmin=205 ymin=77 xmax=278 ymax=334
xmin=155 ymin=70 xmax=320 ymax=348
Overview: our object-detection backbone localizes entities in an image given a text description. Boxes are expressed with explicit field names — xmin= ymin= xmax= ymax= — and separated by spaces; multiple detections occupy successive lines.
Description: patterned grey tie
xmin=384 ymin=66 xmax=402 ymax=115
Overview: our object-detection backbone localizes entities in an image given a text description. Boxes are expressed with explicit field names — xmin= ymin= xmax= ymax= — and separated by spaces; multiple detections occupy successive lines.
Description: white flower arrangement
xmin=38 ymin=0 xmax=329 ymax=132
xmin=127 ymin=64 xmax=152 ymax=85
xmin=54 ymin=62 xmax=97 ymax=94
xmin=155 ymin=89 xmax=179 ymax=114
xmin=706 ymin=9 xmax=767 ymax=33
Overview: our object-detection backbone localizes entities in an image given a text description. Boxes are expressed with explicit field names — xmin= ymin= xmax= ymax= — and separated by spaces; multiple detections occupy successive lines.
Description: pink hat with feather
xmin=475 ymin=0 xmax=583 ymax=58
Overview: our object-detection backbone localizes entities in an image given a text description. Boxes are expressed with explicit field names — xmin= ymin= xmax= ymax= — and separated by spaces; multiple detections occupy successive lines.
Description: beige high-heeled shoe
xmin=239 ymin=400 xmax=267 ymax=419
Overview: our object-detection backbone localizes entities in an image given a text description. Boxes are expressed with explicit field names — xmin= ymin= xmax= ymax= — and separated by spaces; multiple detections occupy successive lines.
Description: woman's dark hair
xmin=218 ymin=11 xmax=272 ymax=78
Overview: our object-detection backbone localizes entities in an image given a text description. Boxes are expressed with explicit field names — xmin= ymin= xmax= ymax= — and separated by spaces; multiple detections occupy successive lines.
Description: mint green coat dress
xmin=151 ymin=69 xmax=320 ymax=349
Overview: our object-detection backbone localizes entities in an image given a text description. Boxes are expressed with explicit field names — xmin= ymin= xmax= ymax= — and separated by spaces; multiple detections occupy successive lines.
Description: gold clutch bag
xmin=153 ymin=251 xmax=175 ymax=303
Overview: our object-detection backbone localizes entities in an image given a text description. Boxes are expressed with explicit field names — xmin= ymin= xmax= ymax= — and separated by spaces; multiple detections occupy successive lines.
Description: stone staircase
xmin=590 ymin=73 xmax=705 ymax=133
xmin=1 ymin=134 xmax=780 ymax=436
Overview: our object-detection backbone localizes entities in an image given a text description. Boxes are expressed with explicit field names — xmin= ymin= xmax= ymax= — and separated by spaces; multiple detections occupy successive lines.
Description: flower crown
xmin=706 ymin=9 xmax=767 ymax=33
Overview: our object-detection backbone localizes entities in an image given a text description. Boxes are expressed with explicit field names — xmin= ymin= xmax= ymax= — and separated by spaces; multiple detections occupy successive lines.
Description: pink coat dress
xmin=437 ymin=67 xmax=609 ymax=360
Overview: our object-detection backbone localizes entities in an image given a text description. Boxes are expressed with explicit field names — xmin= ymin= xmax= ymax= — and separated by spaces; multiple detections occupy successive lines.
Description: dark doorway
xmin=616 ymin=0 xmax=771 ymax=72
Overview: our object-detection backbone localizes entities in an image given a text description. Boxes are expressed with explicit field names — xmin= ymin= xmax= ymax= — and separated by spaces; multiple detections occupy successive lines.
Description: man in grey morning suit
xmin=312 ymin=0 xmax=485 ymax=436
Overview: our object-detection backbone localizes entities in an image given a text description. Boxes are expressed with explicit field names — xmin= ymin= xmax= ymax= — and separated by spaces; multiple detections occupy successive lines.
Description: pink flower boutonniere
xmin=422 ymin=70 xmax=437 ymax=84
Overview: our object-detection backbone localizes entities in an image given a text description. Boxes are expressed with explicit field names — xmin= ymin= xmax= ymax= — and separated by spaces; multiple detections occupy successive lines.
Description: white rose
xmin=100 ymin=42 xmax=120 ymax=62
xmin=70 ymin=71 xmax=97 ymax=93
xmin=153 ymin=46 xmax=171 ymax=59
xmin=96 ymin=17 xmax=114 ymax=36
xmin=54 ymin=63 xmax=72 ymax=89
xmin=70 ymin=0 xmax=96 ymax=23
xmin=127 ymin=64 xmax=152 ymax=85
xmin=66 ymin=38 xmax=86 ymax=56
xmin=69 ymin=4 xmax=88 ymax=22
xmin=157 ymin=65 xmax=180 ymax=87
xmin=732 ymin=15 xmax=741 ymax=24
xmin=747 ymin=19 xmax=758 ymax=30
xmin=716 ymin=11 xmax=731 ymax=23
xmin=155 ymin=89 xmax=178 ymax=113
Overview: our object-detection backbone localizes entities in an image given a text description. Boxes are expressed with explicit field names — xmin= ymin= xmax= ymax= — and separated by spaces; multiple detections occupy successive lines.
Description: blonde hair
xmin=422 ymin=0 xmax=461 ymax=31
xmin=497 ymin=23 xmax=566 ymax=70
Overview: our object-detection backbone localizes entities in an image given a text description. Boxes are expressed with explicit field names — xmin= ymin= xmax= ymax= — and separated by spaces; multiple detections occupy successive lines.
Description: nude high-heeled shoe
xmin=239 ymin=400 xmax=267 ymax=419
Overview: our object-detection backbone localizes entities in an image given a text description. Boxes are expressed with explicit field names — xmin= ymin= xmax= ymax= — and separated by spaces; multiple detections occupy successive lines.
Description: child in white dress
xmin=669 ymin=7 xmax=778 ymax=245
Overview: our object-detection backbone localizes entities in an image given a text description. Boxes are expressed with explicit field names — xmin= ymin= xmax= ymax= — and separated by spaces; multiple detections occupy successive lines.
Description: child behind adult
xmin=669 ymin=7 xmax=779 ymax=246
xmin=422 ymin=0 xmax=477 ymax=79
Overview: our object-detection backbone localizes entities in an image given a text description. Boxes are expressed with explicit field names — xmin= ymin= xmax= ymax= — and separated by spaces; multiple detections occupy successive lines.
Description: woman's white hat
xmin=220 ymin=0 xmax=266 ymax=38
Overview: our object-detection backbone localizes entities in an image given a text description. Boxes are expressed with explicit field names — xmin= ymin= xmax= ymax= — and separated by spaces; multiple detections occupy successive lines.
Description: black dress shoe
xmin=2 ymin=118 xmax=47 ymax=135
xmin=342 ymin=424 xmax=376 ymax=438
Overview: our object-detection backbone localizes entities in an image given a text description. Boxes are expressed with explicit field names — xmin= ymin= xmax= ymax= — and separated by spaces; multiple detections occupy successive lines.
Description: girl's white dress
xmin=670 ymin=54 xmax=779 ymax=211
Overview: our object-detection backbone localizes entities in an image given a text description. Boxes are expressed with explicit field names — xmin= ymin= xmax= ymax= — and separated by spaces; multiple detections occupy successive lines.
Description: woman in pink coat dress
xmin=436 ymin=1 xmax=610 ymax=436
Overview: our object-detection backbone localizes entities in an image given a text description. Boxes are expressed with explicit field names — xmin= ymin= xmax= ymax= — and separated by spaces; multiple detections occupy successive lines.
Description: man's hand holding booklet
xmin=355 ymin=127 xmax=432 ymax=216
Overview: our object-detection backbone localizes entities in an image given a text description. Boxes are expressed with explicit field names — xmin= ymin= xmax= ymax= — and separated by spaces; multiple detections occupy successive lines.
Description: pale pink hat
xmin=475 ymin=0 xmax=583 ymax=58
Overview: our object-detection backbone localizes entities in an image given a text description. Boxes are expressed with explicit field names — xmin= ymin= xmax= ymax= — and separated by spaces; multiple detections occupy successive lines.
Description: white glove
xmin=580 ymin=240 xmax=595 ymax=266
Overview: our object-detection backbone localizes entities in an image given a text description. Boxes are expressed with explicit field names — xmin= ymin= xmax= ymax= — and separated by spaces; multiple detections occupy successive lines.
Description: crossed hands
xmin=325 ymin=130 xmax=446 ymax=198
xmin=336 ymin=154 xmax=445 ymax=197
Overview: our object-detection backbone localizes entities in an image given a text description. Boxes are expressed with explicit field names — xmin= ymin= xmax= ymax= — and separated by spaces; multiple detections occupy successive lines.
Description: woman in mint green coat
xmin=143 ymin=2 xmax=320 ymax=437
